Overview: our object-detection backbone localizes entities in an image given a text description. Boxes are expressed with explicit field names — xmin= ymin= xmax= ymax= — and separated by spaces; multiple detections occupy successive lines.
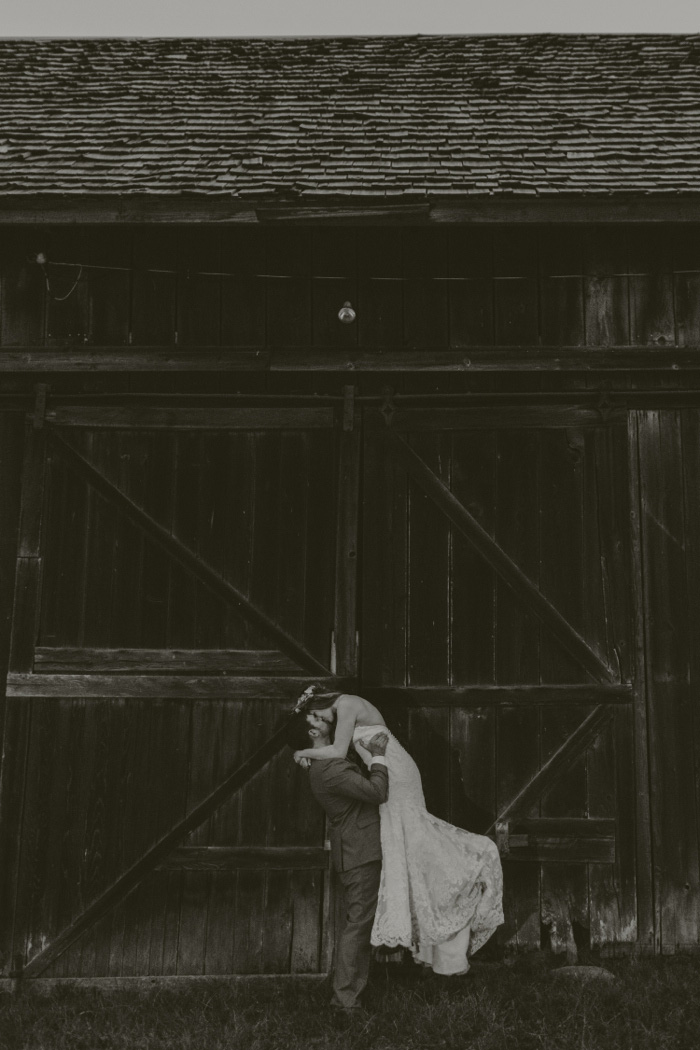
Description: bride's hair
xmin=293 ymin=684 xmax=342 ymax=716
xmin=305 ymin=690 xmax=342 ymax=712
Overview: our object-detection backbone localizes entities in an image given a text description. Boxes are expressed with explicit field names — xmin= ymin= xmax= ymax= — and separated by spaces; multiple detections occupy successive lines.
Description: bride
xmin=292 ymin=685 xmax=504 ymax=975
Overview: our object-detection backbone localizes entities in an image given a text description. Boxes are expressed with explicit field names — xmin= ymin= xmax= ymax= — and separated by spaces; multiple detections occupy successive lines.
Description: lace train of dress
xmin=353 ymin=725 xmax=504 ymax=973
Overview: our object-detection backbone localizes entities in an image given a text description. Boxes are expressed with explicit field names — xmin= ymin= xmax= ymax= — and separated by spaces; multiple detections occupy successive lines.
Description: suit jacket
xmin=308 ymin=757 xmax=388 ymax=872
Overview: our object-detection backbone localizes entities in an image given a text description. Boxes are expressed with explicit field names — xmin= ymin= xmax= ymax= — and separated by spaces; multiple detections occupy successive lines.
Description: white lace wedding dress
xmin=353 ymin=725 xmax=504 ymax=974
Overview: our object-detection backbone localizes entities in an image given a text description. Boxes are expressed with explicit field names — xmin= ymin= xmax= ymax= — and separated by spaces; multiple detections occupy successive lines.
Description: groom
xmin=286 ymin=714 xmax=389 ymax=1013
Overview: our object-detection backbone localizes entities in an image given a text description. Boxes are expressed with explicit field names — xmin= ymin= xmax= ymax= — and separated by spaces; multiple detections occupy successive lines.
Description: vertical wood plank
xmin=451 ymin=430 xmax=497 ymax=685
xmin=495 ymin=430 xmax=540 ymax=686
xmin=305 ymin=427 xmax=336 ymax=667
xmin=83 ymin=227 xmax=131 ymax=347
xmin=493 ymin=228 xmax=539 ymax=345
xmin=108 ymin=432 xmax=145 ymax=647
xmin=157 ymin=870 xmax=182 ymax=976
xmin=39 ymin=447 xmax=89 ymax=647
xmin=262 ymin=869 xmax=293 ymax=973
xmin=291 ymin=869 xmax=322 ymax=973
xmin=539 ymin=227 xmax=585 ymax=348
xmin=0 ymin=413 xmax=23 ymax=972
xmin=177 ymin=228 xmax=221 ymax=347
xmin=138 ymin=433 xmax=174 ymax=647
xmin=357 ymin=228 xmax=403 ymax=349
xmin=220 ymin=432 xmax=255 ymax=648
xmin=628 ymin=227 xmax=675 ymax=348
xmin=312 ymin=227 xmax=357 ymax=350
xmin=0 ymin=227 xmax=46 ymax=346
xmin=499 ymin=860 xmax=540 ymax=952
xmin=448 ymin=227 xmax=494 ymax=347
xmin=583 ymin=226 xmax=629 ymax=347
xmin=233 ymin=869 xmax=265 ymax=973
xmin=0 ymin=422 xmax=46 ymax=974
xmin=266 ymin=228 xmax=312 ymax=348
xmin=681 ymin=409 xmax=700 ymax=948
xmin=277 ymin=431 xmax=309 ymax=642
xmin=220 ymin=227 xmax=266 ymax=348
xmin=43 ymin=229 xmax=90 ymax=349
xmin=206 ymin=701 xmax=245 ymax=847
xmin=638 ymin=410 xmax=700 ymax=951
xmin=0 ymin=411 xmax=24 ymax=670
xmin=495 ymin=427 xmax=541 ymax=950
xmin=334 ymin=414 xmax=360 ymax=675
xmin=176 ymin=871 xmax=208 ymax=975
xmin=82 ymin=433 xmax=119 ymax=647
xmin=541 ymin=864 xmax=588 ymax=963
xmin=248 ymin=432 xmax=281 ymax=648
xmin=407 ymin=432 xmax=450 ymax=687
xmin=594 ymin=425 xmax=641 ymax=950
xmin=204 ymin=872 xmax=236 ymax=975
xmin=362 ymin=426 xmax=408 ymax=687
xmin=403 ymin=228 xmax=449 ymax=349
xmin=672 ymin=224 xmax=700 ymax=346
xmin=194 ymin=434 xmax=226 ymax=649
xmin=14 ymin=699 xmax=60 ymax=969
xmin=539 ymin=431 xmax=587 ymax=832
xmin=131 ymin=228 xmax=178 ymax=345
xmin=168 ymin=432 xmax=199 ymax=649
xmin=126 ymin=879 xmax=157 ymax=978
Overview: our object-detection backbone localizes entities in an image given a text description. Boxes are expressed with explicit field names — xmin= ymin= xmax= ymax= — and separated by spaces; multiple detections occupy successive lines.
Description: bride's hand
xmin=293 ymin=752 xmax=311 ymax=770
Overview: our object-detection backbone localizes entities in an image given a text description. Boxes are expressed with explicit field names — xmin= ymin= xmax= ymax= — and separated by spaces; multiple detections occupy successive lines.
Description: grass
xmin=2 ymin=955 xmax=700 ymax=1050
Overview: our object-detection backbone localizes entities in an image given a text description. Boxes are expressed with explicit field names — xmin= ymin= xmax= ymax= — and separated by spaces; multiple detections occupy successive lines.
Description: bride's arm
xmin=293 ymin=700 xmax=356 ymax=762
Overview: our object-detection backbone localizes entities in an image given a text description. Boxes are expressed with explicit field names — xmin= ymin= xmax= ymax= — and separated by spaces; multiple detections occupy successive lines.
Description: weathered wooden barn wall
xmin=2 ymin=222 xmax=699 ymax=352
xmin=1 ymin=221 xmax=700 ymax=979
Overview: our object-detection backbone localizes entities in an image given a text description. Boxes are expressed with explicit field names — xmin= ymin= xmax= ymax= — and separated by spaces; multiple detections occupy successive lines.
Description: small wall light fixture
xmin=338 ymin=301 xmax=356 ymax=324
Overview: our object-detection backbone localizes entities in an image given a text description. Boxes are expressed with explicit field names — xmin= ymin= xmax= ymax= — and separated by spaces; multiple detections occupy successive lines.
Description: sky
xmin=1 ymin=0 xmax=700 ymax=37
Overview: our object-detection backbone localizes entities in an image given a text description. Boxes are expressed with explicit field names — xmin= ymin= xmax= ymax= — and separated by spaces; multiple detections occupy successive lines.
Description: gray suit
xmin=308 ymin=756 xmax=388 ymax=1010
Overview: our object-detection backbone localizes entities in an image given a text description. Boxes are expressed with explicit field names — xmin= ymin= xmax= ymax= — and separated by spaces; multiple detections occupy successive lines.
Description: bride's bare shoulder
xmin=336 ymin=693 xmax=364 ymax=709
xmin=337 ymin=693 xmax=385 ymax=725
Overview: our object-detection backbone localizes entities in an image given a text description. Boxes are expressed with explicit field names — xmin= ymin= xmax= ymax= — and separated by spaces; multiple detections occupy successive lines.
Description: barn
xmin=1 ymin=34 xmax=700 ymax=986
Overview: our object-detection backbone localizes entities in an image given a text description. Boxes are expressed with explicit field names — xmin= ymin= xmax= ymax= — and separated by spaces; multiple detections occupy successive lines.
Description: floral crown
xmin=293 ymin=685 xmax=319 ymax=715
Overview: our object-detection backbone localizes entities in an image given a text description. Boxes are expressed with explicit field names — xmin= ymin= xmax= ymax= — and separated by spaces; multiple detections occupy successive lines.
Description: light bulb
xmin=338 ymin=301 xmax=356 ymax=324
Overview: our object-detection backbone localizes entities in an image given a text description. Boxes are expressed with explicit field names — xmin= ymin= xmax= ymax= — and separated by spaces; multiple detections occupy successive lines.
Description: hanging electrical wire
xmin=35 ymin=254 xmax=84 ymax=302
xmin=28 ymin=253 xmax=700 ymax=304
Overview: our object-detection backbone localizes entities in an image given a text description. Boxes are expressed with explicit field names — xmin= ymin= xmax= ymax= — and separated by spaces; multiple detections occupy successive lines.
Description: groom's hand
xmin=366 ymin=731 xmax=389 ymax=756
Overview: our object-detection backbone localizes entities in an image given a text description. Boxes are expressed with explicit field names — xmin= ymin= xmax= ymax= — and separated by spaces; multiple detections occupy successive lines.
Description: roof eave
xmin=2 ymin=192 xmax=700 ymax=224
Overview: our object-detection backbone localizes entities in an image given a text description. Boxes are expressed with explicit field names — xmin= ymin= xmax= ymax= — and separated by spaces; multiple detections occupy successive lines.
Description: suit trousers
xmin=331 ymin=859 xmax=382 ymax=1010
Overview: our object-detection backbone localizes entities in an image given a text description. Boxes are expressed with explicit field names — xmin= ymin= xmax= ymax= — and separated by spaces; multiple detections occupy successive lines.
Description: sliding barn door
xmin=362 ymin=405 xmax=642 ymax=958
xmin=0 ymin=402 xmax=360 ymax=978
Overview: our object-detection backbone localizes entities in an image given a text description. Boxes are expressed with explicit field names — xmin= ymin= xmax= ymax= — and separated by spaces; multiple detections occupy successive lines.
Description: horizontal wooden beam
xmin=45 ymin=406 xmax=334 ymax=429
xmin=2 ymin=194 xmax=700 ymax=223
xmin=513 ymin=818 xmax=616 ymax=837
xmin=371 ymin=406 xmax=626 ymax=430
xmin=2 ymin=348 xmax=700 ymax=374
xmin=6 ymin=674 xmax=348 ymax=699
xmin=503 ymin=836 xmax=615 ymax=864
xmin=366 ymin=685 xmax=632 ymax=707
xmin=158 ymin=847 xmax=330 ymax=871
xmin=9 ymin=675 xmax=631 ymax=704
xmin=33 ymin=648 xmax=301 ymax=675
xmin=48 ymin=428 xmax=330 ymax=677
xmin=504 ymin=816 xmax=616 ymax=864
xmin=255 ymin=203 xmax=432 ymax=224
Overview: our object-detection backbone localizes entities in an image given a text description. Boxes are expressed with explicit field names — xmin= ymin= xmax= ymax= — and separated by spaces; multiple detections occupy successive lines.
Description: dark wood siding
xmin=2 ymin=222 xmax=700 ymax=976
xmin=0 ymin=224 xmax=697 ymax=355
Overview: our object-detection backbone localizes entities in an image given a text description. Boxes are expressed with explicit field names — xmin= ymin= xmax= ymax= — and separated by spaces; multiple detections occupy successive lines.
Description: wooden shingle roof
xmin=2 ymin=35 xmax=700 ymax=200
